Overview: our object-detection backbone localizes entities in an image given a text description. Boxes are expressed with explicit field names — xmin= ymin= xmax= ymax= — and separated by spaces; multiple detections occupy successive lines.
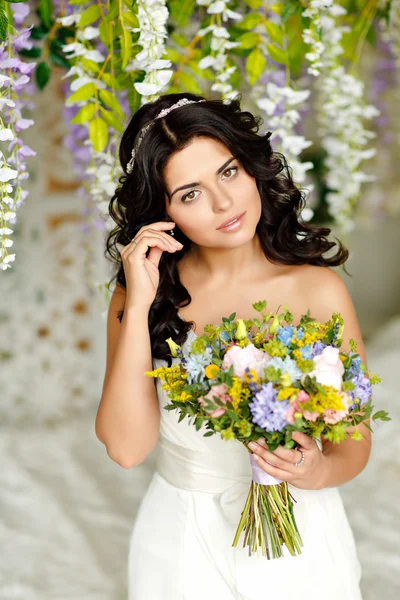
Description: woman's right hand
xmin=119 ymin=221 xmax=183 ymax=311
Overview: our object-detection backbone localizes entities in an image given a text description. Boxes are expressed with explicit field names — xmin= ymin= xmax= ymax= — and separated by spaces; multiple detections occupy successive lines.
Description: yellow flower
xmin=303 ymin=385 xmax=345 ymax=414
xmin=235 ymin=319 xmax=247 ymax=340
xmin=228 ymin=376 xmax=250 ymax=411
xmin=269 ymin=315 xmax=280 ymax=334
xmin=277 ymin=386 xmax=298 ymax=401
xmin=243 ymin=369 xmax=259 ymax=384
xmin=237 ymin=338 xmax=250 ymax=348
xmin=166 ymin=337 xmax=181 ymax=357
xmin=205 ymin=364 xmax=220 ymax=379
xmin=280 ymin=372 xmax=292 ymax=388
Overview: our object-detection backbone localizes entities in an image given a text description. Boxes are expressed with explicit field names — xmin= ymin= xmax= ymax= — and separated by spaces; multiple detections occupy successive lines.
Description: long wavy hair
xmin=105 ymin=92 xmax=349 ymax=365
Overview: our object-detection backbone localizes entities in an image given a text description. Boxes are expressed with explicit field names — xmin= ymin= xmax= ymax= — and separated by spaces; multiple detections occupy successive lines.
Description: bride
xmin=95 ymin=92 xmax=370 ymax=599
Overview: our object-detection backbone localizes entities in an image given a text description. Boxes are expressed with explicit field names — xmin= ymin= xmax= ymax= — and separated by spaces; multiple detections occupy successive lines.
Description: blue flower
xmin=277 ymin=325 xmax=294 ymax=347
xmin=268 ymin=355 xmax=303 ymax=381
xmin=249 ymin=382 xmax=290 ymax=432
xmin=295 ymin=327 xmax=305 ymax=341
xmin=300 ymin=345 xmax=313 ymax=360
xmin=184 ymin=346 xmax=213 ymax=383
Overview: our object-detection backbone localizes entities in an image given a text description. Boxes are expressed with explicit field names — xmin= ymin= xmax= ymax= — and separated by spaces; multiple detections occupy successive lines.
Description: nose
xmin=210 ymin=185 xmax=234 ymax=214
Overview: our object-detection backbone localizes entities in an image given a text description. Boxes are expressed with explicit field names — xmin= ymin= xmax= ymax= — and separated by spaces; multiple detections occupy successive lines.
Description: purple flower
xmin=11 ymin=4 xmax=30 ymax=26
xmin=349 ymin=373 xmax=372 ymax=407
xmin=249 ymin=382 xmax=290 ymax=432
xmin=312 ymin=341 xmax=327 ymax=357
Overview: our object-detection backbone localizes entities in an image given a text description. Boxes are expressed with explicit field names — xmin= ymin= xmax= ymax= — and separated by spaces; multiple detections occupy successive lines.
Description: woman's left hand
xmin=247 ymin=431 xmax=328 ymax=490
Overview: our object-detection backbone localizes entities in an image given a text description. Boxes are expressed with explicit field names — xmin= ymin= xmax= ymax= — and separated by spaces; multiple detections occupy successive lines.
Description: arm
xmin=304 ymin=267 xmax=372 ymax=488
xmin=95 ymin=284 xmax=160 ymax=468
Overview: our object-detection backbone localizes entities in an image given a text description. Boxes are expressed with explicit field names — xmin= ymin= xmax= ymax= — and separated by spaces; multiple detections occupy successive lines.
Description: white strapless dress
xmin=128 ymin=327 xmax=363 ymax=599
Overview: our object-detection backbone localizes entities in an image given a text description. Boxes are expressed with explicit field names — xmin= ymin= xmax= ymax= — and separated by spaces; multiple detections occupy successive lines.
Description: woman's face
xmin=163 ymin=136 xmax=262 ymax=248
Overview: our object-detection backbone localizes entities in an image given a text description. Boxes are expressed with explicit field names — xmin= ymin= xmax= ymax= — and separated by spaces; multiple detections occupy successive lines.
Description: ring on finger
xmin=294 ymin=450 xmax=305 ymax=467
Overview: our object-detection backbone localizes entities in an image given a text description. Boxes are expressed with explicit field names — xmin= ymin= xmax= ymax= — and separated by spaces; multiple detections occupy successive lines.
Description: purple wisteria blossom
xmin=249 ymin=382 xmax=290 ymax=433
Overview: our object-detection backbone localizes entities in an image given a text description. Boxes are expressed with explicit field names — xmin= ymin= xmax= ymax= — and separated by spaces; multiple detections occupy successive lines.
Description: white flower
xmin=56 ymin=14 xmax=81 ymax=26
xmin=0 ymin=167 xmax=18 ymax=182
xmin=0 ymin=128 xmax=14 ymax=141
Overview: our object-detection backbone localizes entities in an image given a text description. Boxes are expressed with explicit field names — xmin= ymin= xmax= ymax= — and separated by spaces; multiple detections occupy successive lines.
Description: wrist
xmin=316 ymin=453 xmax=332 ymax=490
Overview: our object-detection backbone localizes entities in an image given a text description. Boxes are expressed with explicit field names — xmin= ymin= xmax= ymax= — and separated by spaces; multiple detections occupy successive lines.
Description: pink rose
xmin=198 ymin=383 xmax=231 ymax=417
xmin=303 ymin=410 xmax=320 ymax=422
xmin=222 ymin=343 xmax=271 ymax=380
xmin=285 ymin=391 xmax=310 ymax=424
xmin=309 ymin=346 xmax=344 ymax=390
xmin=323 ymin=391 xmax=352 ymax=424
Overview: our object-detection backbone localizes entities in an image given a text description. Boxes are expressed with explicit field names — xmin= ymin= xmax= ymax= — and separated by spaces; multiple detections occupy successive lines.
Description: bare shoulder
xmin=292 ymin=264 xmax=367 ymax=363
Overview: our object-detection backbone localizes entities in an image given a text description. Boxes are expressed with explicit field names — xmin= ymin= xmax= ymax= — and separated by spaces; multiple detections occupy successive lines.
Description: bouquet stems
xmin=232 ymin=480 xmax=303 ymax=559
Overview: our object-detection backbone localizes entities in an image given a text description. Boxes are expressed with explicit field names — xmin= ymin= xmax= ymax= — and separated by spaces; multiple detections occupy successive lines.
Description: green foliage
xmin=0 ymin=6 xmax=8 ymax=42
xmin=35 ymin=61 xmax=51 ymax=90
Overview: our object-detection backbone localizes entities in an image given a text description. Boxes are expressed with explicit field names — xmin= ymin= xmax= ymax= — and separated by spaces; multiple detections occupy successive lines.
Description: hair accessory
xmin=126 ymin=98 xmax=206 ymax=174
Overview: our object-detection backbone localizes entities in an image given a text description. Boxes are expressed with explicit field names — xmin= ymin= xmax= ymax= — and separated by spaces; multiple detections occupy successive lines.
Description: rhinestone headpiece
xmin=126 ymin=98 xmax=206 ymax=174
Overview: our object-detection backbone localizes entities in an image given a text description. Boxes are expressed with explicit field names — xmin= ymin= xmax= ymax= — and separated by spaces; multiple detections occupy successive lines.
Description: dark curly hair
xmin=105 ymin=91 xmax=349 ymax=365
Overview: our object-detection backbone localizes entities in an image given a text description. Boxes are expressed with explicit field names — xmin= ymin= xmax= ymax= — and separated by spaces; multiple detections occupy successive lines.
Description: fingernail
xmin=249 ymin=441 xmax=258 ymax=450
xmin=257 ymin=437 xmax=266 ymax=445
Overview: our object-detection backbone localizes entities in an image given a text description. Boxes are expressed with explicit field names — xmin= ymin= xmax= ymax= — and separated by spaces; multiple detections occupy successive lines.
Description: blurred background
xmin=1 ymin=1 xmax=399 ymax=599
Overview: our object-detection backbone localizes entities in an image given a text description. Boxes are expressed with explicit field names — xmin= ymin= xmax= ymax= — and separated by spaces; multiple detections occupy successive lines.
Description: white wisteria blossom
xmin=302 ymin=0 xmax=346 ymax=76
xmin=196 ymin=0 xmax=242 ymax=102
xmin=0 ymin=7 xmax=36 ymax=271
xmin=312 ymin=3 xmax=380 ymax=230
xmin=252 ymin=78 xmax=315 ymax=222
xmin=127 ymin=0 xmax=173 ymax=103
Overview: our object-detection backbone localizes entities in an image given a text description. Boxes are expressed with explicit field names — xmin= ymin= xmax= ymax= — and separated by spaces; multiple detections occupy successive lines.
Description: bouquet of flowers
xmin=145 ymin=300 xmax=389 ymax=560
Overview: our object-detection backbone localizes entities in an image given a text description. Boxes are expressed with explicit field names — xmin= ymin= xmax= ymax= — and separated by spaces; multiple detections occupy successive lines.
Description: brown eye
xmin=223 ymin=166 xmax=238 ymax=178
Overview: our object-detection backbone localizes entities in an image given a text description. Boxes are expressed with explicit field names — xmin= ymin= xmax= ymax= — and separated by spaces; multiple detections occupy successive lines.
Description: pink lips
xmin=217 ymin=211 xmax=246 ymax=232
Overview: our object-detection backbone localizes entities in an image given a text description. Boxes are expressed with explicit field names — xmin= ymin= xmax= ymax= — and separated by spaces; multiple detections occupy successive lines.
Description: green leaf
xmin=105 ymin=0 xmax=120 ymax=22
xmin=70 ymin=103 xmax=97 ymax=124
xmin=0 ymin=8 xmax=8 ymax=43
xmin=169 ymin=0 xmax=196 ymax=26
xmin=265 ymin=21 xmax=284 ymax=46
xmin=243 ymin=0 xmax=263 ymax=8
xmin=236 ymin=13 xmax=263 ymax=30
xmin=49 ymin=51 xmax=70 ymax=69
xmin=203 ymin=431 xmax=214 ymax=437
xmin=67 ymin=82 xmax=97 ymax=104
xmin=80 ymin=58 xmax=101 ymax=74
xmin=99 ymin=106 xmax=124 ymax=132
xmin=99 ymin=89 xmax=124 ymax=117
xmin=121 ymin=27 xmax=132 ymax=69
xmin=121 ymin=11 xmax=139 ymax=28
xmin=89 ymin=116 xmax=108 ymax=152
xmin=281 ymin=0 xmax=301 ymax=22
xmin=178 ymin=71 xmax=202 ymax=95
xmin=30 ymin=24 xmax=49 ymax=39
xmin=79 ymin=4 xmax=101 ymax=28
xmin=35 ymin=61 xmax=51 ymax=90
xmin=266 ymin=42 xmax=289 ymax=65
xmin=18 ymin=46 xmax=42 ymax=58
xmin=237 ymin=31 xmax=260 ymax=50
xmin=170 ymin=32 xmax=188 ymax=48
xmin=164 ymin=47 xmax=182 ymax=63
xmin=246 ymin=47 xmax=266 ymax=85
xmin=3 ymin=0 xmax=30 ymax=3
xmin=38 ymin=0 xmax=52 ymax=29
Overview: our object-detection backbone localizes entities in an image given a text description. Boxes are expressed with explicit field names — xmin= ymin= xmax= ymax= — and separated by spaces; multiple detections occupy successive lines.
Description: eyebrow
xmin=169 ymin=156 xmax=236 ymax=199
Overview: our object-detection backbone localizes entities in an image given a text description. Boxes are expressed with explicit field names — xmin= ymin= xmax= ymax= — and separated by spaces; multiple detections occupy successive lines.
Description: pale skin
xmin=121 ymin=135 xmax=371 ymax=486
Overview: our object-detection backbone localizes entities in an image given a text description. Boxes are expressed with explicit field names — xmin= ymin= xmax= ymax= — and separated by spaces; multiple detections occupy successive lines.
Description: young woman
xmin=95 ymin=92 xmax=370 ymax=599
